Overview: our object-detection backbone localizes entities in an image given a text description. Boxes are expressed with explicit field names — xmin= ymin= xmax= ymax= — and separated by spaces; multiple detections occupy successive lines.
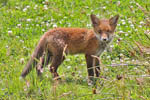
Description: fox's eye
xmin=106 ymin=30 xmax=110 ymax=32
xmin=98 ymin=30 xmax=102 ymax=33
xmin=106 ymin=30 xmax=112 ymax=33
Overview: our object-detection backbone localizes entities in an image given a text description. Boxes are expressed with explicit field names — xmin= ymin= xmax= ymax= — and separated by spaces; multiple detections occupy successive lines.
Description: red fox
xmin=21 ymin=14 xmax=119 ymax=80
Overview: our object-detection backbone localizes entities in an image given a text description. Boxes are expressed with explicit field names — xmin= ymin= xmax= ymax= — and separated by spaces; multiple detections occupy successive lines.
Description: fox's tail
xmin=21 ymin=36 xmax=46 ymax=78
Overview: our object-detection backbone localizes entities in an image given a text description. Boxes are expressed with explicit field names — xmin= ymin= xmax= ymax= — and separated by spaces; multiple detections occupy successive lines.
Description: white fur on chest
xmin=94 ymin=32 xmax=114 ymax=56
xmin=95 ymin=42 xmax=108 ymax=56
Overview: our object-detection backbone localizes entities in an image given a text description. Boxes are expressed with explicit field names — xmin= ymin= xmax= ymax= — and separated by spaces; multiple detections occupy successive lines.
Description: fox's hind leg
xmin=48 ymin=37 xmax=67 ymax=79
xmin=49 ymin=50 xmax=65 ymax=79
xmin=36 ymin=51 xmax=52 ymax=76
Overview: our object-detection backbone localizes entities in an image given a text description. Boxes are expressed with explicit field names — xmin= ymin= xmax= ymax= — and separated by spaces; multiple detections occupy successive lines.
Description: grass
xmin=0 ymin=0 xmax=150 ymax=99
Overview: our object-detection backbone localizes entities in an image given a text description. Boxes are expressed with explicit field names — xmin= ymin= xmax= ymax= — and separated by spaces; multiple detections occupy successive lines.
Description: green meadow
xmin=0 ymin=0 xmax=150 ymax=99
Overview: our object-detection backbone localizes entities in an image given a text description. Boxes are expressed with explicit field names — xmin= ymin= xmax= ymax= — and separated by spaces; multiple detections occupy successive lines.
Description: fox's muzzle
xmin=100 ymin=33 xmax=109 ymax=42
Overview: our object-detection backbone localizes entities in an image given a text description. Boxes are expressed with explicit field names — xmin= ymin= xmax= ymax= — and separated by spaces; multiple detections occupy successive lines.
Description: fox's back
xmin=44 ymin=28 xmax=97 ymax=54
xmin=46 ymin=27 xmax=88 ymax=38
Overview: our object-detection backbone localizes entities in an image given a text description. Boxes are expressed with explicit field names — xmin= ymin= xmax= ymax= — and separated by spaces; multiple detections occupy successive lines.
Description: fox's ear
xmin=109 ymin=14 xmax=119 ymax=26
xmin=90 ymin=14 xmax=100 ymax=27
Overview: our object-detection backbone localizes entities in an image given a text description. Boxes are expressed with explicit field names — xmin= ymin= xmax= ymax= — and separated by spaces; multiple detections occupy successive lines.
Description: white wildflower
xmin=53 ymin=24 xmax=57 ymax=28
xmin=87 ymin=24 xmax=91 ymax=27
xmin=42 ymin=29 xmax=45 ymax=32
xmin=110 ymin=45 xmax=114 ymax=48
xmin=128 ymin=20 xmax=132 ymax=24
xmin=44 ymin=5 xmax=48 ymax=10
xmin=17 ymin=24 xmax=21 ymax=27
xmin=66 ymin=58 xmax=70 ymax=61
xmin=27 ymin=19 xmax=31 ymax=22
xmin=67 ymin=66 xmax=71 ymax=69
xmin=117 ymin=1 xmax=120 ymax=6
xmin=119 ymin=30 xmax=123 ymax=33
xmin=51 ymin=18 xmax=54 ymax=21
xmin=130 ymin=24 xmax=134 ymax=28
xmin=122 ymin=22 xmax=126 ymax=25
xmin=23 ymin=8 xmax=27 ymax=12
xmin=121 ymin=19 xmax=125 ymax=22
xmin=102 ymin=6 xmax=106 ymax=9
xmin=20 ymin=40 xmax=24 ymax=43
xmin=16 ymin=36 xmax=19 ymax=38
xmin=120 ymin=59 xmax=124 ymax=63
xmin=20 ymin=58 xmax=25 ymax=64
xmin=8 ymin=31 xmax=12 ymax=36
xmin=119 ymin=38 xmax=123 ymax=40
xmin=140 ymin=21 xmax=144 ymax=25
xmin=46 ymin=23 xmax=49 ymax=27
xmin=107 ymin=56 xmax=111 ymax=59
xmin=34 ymin=5 xmax=38 ymax=9
xmin=138 ymin=25 xmax=142 ymax=28
xmin=41 ymin=22 xmax=45 ymax=24
xmin=130 ymin=6 xmax=133 ymax=8
xmin=15 ymin=6 xmax=20 ymax=9
xmin=125 ymin=33 xmax=128 ymax=36
xmin=26 ymin=5 xmax=30 ymax=8
xmin=64 ymin=16 xmax=67 ymax=19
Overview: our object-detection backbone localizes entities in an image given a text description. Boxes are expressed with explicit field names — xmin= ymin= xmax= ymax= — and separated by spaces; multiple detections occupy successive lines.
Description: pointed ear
xmin=109 ymin=14 xmax=119 ymax=26
xmin=90 ymin=14 xmax=100 ymax=27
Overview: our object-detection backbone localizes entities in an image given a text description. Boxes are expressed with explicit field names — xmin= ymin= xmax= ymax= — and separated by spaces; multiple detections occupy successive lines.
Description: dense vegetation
xmin=0 ymin=0 xmax=150 ymax=99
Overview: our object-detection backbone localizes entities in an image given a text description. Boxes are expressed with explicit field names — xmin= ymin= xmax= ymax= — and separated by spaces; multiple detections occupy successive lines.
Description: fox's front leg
xmin=94 ymin=57 xmax=100 ymax=77
xmin=85 ymin=54 xmax=100 ymax=81
xmin=85 ymin=54 xmax=94 ymax=80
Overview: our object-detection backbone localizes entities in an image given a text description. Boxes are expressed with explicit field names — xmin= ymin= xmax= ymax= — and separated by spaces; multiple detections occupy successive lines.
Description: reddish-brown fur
xmin=21 ymin=14 xmax=119 ymax=81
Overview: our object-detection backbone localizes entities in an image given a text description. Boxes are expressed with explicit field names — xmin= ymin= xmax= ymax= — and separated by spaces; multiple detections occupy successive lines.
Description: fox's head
xmin=90 ymin=14 xmax=119 ymax=43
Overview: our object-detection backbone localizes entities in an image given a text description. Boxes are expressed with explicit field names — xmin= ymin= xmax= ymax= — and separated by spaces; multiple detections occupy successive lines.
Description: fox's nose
xmin=102 ymin=38 xmax=108 ymax=42
xmin=103 ymin=38 xmax=107 ymax=41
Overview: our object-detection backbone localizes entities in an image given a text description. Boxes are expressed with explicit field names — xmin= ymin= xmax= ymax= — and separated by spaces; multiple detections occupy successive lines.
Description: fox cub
xmin=21 ymin=14 xmax=119 ymax=80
